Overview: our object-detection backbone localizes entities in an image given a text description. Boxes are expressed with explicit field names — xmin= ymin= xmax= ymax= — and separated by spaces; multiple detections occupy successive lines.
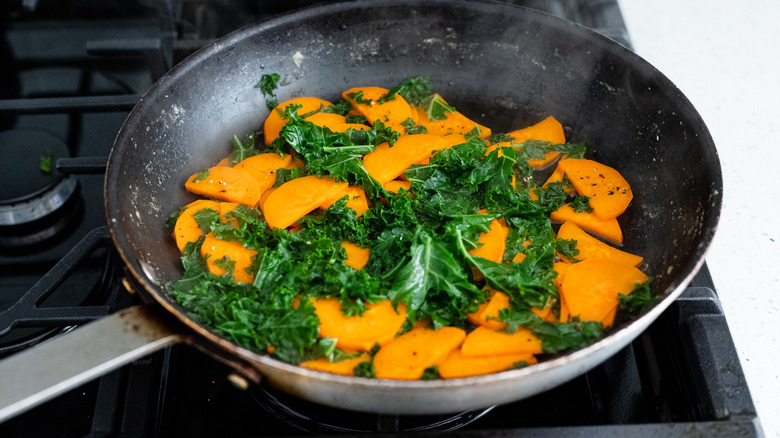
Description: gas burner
xmin=250 ymin=386 xmax=494 ymax=434
xmin=0 ymin=129 xmax=82 ymax=248
xmin=0 ymin=129 xmax=77 ymax=226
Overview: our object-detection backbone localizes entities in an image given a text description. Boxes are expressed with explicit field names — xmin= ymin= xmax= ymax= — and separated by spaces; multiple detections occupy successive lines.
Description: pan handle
xmin=0 ymin=304 xmax=185 ymax=423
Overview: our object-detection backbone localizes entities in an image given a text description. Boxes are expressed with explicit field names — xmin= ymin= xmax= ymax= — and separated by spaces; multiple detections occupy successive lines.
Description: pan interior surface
xmin=105 ymin=0 xmax=720 ymax=413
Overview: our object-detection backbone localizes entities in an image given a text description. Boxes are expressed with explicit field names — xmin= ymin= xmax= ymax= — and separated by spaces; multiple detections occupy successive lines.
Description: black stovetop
xmin=0 ymin=1 xmax=760 ymax=436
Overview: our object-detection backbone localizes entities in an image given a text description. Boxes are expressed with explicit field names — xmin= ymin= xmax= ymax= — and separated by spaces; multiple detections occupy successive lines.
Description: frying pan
xmin=0 ymin=0 xmax=721 ymax=420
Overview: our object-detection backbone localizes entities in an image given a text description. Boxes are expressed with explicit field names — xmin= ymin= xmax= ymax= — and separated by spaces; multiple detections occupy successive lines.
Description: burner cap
xmin=0 ymin=129 xmax=75 ymax=225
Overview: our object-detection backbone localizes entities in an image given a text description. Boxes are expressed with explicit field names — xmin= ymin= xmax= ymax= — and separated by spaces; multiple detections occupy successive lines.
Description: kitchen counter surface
xmin=619 ymin=1 xmax=779 ymax=436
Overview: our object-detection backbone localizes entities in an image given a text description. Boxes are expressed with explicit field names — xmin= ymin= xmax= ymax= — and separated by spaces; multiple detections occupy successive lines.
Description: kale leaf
xmin=255 ymin=73 xmax=281 ymax=110
xmin=618 ymin=280 xmax=657 ymax=314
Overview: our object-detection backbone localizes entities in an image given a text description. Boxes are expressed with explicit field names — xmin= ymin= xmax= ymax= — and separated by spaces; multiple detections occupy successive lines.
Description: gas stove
xmin=0 ymin=1 xmax=760 ymax=436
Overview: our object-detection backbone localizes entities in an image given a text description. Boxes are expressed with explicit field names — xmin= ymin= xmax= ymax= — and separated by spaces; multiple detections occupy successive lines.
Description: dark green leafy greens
xmin=230 ymin=133 xmax=259 ymax=164
xmin=168 ymin=76 xmax=648 ymax=373
xmin=570 ymin=195 xmax=593 ymax=213
xmin=255 ymin=73 xmax=281 ymax=110
xmin=618 ymin=281 xmax=657 ymax=314
xmin=39 ymin=149 xmax=53 ymax=173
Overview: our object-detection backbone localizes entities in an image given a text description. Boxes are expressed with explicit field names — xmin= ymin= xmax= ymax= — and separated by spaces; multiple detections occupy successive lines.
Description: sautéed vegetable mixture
xmin=167 ymin=76 xmax=655 ymax=380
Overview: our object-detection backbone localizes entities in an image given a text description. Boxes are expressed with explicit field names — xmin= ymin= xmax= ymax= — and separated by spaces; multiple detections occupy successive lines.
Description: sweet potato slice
xmin=216 ymin=202 xmax=241 ymax=227
xmin=382 ymin=180 xmax=412 ymax=193
xmin=234 ymin=153 xmax=293 ymax=195
xmin=414 ymin=132 xmax=470 ymax=165
xmin=556 ymin=158 xmax=633 ymax=220
xmin=319 ymin=185 xmax=369 ymax=217
xmin=413 ymin=94 xmax=491 ymax=139
xmin=438 ymin=349 xmax=537 ymax=379
xmin=185 ymin=166 xmax=264 ymax=207
xmin=439 ymin=133 xmax=470 ymax=148
xmin=557 ymin=221 xmax=642 ymax=266
xmin=543 ymin=165 xmax=577 ymax=195
xmin=261 ymin=175 xmax=348 ymax=229
xmin=601 ymin=307 xmax=618 ymax=329
xmin=510 ymin=116 xmax=566 ymax=168
xmin=549 ymin=203 xmax=623 ymax=244
xmin=373 ymin=326 xmax=466 ymax=380
xmin=467 ymin=290 xmax=510 ymax=330
xmin=531 ymin=302 xmax=554 ymax=321
xmin=200 ymin=232 xmax=257 ymax=284
xmin=329 ymin=123 xmax=371 ymax=133
xmin=342 ymin=86 xmax=414 ymax=134
xmin=560 ymin=259 xmax=649 ymax=323
xmin=468 ymin=290 xmax=553 ymax=328
xmin=362 ymin=134 xmax=449 ymax=184
xmin=263 ymin=97 xmax=333 ymax=145
xmin=173 ymin=200 xmax=220 ymax=253
xmin=311 ymin=298 xmax=407 ymax=353
xmin=300 ymin=354 xmax=372 ymax=376
xmin=461 ymin=326 xmax=543 ymax=357
xmin=257 ymin=187 xmax=276 ymax=210
xmin=468 ymin=210 xmax=509 ymax=263
xmin=553 ymin=261 xmax=569 ymax=287
xmin=303 ymin=112 xmax=347 ymax=131
xmin=341 ymin=241 xmax=370 ymax=270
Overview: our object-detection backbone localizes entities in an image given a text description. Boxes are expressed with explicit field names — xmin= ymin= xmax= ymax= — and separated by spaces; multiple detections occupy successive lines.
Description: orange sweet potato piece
xmin=362 ymin=134 xmax=449 ymax=184
xmin=342 ymin=86 xmax=414 ymax=134
xmin=468 ymin=210 xmax=508 ymax=263
xmin=560 ymin=259 xmax=649 ymax=323
xmin=216 ymin=202 xmax=241 ymax=227
xmin=556 ymin=158 xmax=633 ymax=220
xmin=261 ymin=175 xmax=348 ymax=229
xmin=263 ymin=97 xmax=333 ymax=145
xmin=200 ymin=232 xmax=257 ymax=284
xmin=300 ymin=354 xmax=372 ymax=376
xmin=311 ymin=298 xmax=407 ymax=353
xmin=217 ymin=202 xmax=239 ymax=216
xmin=185 ymin=166 xmax=264 ymax=207
xmin=329 ymin=123 xmax=371 ymax=133
xmin=549 ymin=203 xmax=623 ymax=244
xmin=557 ymin=221 xmax=642 ymax=266
xmin=341 ymin=241 xmax=370 ymax=270
xmin=257 ymin=187 xmax=276 ymax=209
xmin=531 ymin=303 xmax=553 ymax=321
xmin=461 ymin=326 xmax=543 ymax=357
xmin=467 ymin=290 xmax=509 ymax=330
xmin=373 ymin=326 xmax=466 ymax=380
xmin=439 ymin=133 xmax=470 ymax=147
xmin=319 ymin=185 xmax=369 ymax=217
xmin=233 ymin=153 xmax=293 ymax=195
xmin=303 ymin=112 xmax=347 ymax=131
xmin=510 ymin=116 xmax=566 ymax=168
xmin=545 ymin=263 xmax=571 ymax=323
xmin=413 ymin=94 xmax=491 ymax=139
xmin=553 ymin=261 xmax=569 ymax=287
xmin=543 ymin=165 xmax=577 ymax=195
xmin=438 ymin=349 xmax=537 ymax=379
xmin=414 ymin=132 xmax=470 ymax=165
xmin=215 ymin=157 xmax=232 ymax=167
xmin=382 ymin=180 xmax=412 ymax=193
xmin=173 ymin=200 xmax=220 ymax=253
xmin=601 ymin=307 xmax=618 ymax=329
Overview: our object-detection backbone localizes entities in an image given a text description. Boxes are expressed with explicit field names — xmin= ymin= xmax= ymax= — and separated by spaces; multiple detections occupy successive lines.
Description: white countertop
xmin=619 ymin=1 xmax=779 ymax=436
